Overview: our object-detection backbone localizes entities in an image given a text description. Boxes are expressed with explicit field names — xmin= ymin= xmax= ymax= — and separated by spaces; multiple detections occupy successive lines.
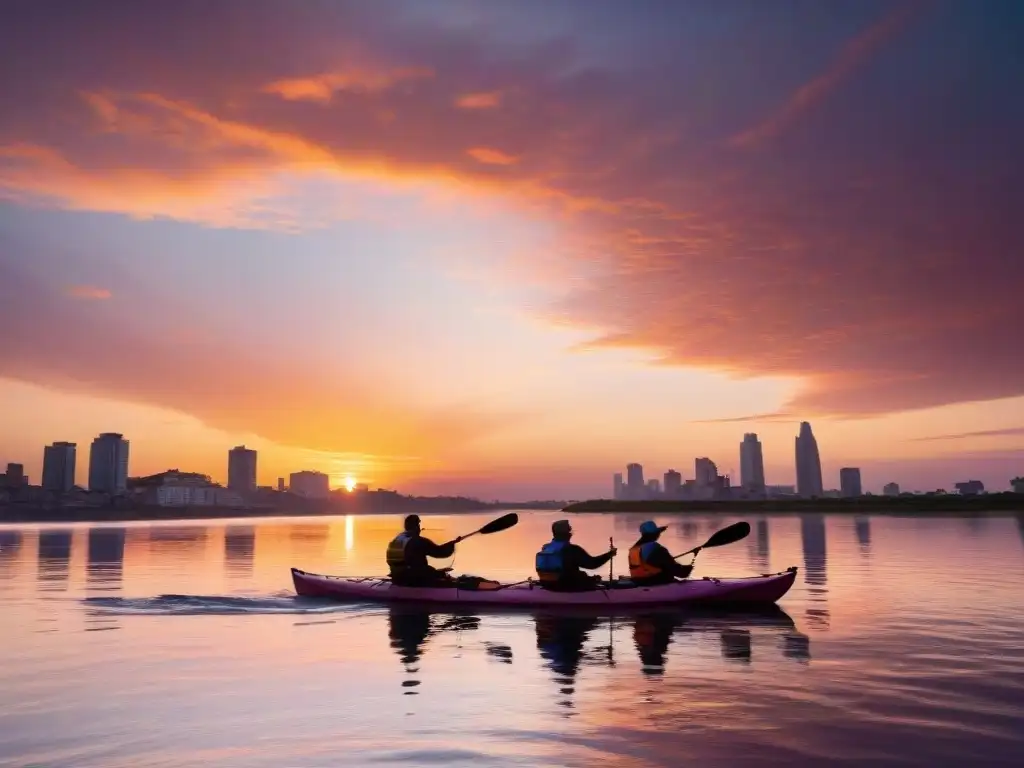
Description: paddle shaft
xmin=609 ymin=536 xmax=614 ymax=581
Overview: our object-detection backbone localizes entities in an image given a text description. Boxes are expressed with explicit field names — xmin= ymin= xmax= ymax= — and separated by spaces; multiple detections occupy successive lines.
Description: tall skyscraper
xmin=88 ymin=433 xmax=129 ymax=494
xmin=646 ymin=478 xmax=661 ymax=496
xmin=739 ymin=433 xmax=766 ymax=490
xmin=694 ymin=457 xmax=718 ymax=486
xmin=795 ymin=422 xmax=823 ymax=498
xmin=42 ymin=442 xmax=77 ymax=493
xmin=839 ymin=467 xmax=862 ymax=498
xmin=228 ymin=446 xmax=257 ymax=493
xmin=612 ymin=472 xmax=624 ymax=500
xmin=663 ymin=469 xmax=682 ymax=498
xmin=626 ymin=463 xmax=644 ymax=499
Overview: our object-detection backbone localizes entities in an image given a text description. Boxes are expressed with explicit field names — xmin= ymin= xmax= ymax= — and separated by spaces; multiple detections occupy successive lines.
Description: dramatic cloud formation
xmin=1 ymin=0 xmax=1022 ymax=447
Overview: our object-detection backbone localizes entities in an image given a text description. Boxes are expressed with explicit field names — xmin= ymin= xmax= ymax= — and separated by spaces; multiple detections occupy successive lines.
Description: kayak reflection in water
xmin=388 ymin=607 xmax=480 ymax=694
xmin=386 ymin=514 xmax=462 ymax=587
xmin=535 ymin=519 xmax=617 ymax=591
xmin=628 ymin=520 xmax=695 ymax=586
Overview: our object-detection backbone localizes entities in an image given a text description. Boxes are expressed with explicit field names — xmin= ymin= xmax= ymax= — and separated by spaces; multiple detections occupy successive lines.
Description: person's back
xmin=628 ymin=520 xmax=693 ymax=586
xmin=386 ymin=514 xmax=459 ymax=587
xmin=535 ymin=519 xmax=615 ymax=591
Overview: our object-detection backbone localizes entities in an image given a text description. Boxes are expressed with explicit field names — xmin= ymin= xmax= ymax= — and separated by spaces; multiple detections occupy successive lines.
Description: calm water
xmin=2 ymin=511 xmax=1024 ymax=767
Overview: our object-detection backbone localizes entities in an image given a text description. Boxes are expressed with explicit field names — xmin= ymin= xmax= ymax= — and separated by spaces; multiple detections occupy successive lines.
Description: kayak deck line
xmin=290 ymin=566 xmax=798 ymax=607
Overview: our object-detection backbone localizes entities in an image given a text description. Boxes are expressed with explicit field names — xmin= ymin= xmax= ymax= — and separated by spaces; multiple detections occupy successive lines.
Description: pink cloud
xmin=66 ymin=285 xmax=112 ymax=300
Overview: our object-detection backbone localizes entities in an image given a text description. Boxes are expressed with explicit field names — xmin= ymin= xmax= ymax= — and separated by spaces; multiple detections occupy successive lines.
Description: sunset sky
xmin=1 ymin=0 xmax=1022 ymax=499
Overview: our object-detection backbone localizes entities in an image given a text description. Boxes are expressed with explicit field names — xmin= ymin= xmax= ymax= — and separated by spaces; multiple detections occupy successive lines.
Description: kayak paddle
xmin=454 ymin=512 xmax=519 ymax=543
xmin=673 ymin=521 xmax=751 ymax=561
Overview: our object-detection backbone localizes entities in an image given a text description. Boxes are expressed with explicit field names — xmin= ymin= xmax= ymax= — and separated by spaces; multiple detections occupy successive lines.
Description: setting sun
xmin=344 ymin=475 xmax=357 ymax=492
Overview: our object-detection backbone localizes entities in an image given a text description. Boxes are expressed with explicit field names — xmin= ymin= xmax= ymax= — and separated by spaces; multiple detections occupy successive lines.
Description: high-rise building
xmin=646 ymin=478 xmax=661 ymax=496
xmin=626 ymin=463 xmax=644 ymax=499
xmin=42 ymin=442 xmax=77 ymax=493
xmin=694 ymin=457 xmax=718 ymax=487
xmin=277 ymin=477 xmax=286 ymax=492
xmin=88 ymin=433 xmax=129 ymax=494
xmin=883 ymin=482 xmax=900 ymax=496
xmin=228 ymin=446 xmax=257 ymax=493
xmin=5 ymin=462 xmax=25 ymax=487
xmin=839 ymin=467 xmax=862 ymax=498
xmin=795 ymin=422 xmax=823 ymax=498
xmin=739 ymin=433 xmax=766 ymax=490
xmin=663 ymin=470 xmax=682 ymax=498
xmin=613 ymin=472 xmax=624 ymax=500
xmin=289 ymin=470 xmax=330 ymax=499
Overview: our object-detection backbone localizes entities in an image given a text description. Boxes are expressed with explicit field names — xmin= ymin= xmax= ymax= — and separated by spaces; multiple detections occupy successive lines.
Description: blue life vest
xmin=535 ymin=539 xmax=567 ymax=582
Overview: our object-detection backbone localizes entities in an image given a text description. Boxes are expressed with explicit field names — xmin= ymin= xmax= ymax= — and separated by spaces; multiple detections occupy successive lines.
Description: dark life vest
xmin=386 ymin=532 xmax=412 ymax=574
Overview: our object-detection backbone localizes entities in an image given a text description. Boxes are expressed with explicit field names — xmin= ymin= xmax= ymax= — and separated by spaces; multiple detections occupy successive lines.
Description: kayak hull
xmin=290 ymin=566 xmax=797 ymax=607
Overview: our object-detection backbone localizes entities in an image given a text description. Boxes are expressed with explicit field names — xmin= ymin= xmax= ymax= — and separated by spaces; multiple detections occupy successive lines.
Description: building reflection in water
xmin=748 ymin=518 xmax=770 ymax=572
xmin=800 ymin=514 xmax=830 ymax=630
xmin=387 ymin=607 xmax=480 ymax=695
xmin=87 ymin=527 xmax=126 ymax=591
xmin=37 ymin=529 xmax=73 ymax=591
xmin=0 ymin=530 xmax=23 ymax=577
xmin=224 ymin=526 xmax=255 ymax=577
xmin=854 ymin=516 xmax=871 ymax=553
xmin=1016 ymin=515 xmax=1024 ymax=552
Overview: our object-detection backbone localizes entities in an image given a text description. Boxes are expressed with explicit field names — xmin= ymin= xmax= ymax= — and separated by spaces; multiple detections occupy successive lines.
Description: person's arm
xmin=567 ymin=543 xmax=614 ymax=571
xmin=648 ymin=544 xmax=692 ymax=578
xmin=420 ymin=536 xmax=457 ymax=559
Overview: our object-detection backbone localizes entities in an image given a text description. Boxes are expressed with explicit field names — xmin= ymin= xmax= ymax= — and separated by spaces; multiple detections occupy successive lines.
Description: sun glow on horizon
xmin=344 ymin=475 xmax=357 ymax=492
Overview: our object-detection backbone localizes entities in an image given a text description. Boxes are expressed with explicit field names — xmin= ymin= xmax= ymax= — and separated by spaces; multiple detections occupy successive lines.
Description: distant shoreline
xmin=0 ymin=501 xmax=558 ymax=525
xmin=562 ymin=493 xmax=1024 ymax=515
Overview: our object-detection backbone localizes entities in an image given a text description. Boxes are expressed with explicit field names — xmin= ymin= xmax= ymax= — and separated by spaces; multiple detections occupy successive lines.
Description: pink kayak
xmin=290 ymin=566 xmax=797 ymax=607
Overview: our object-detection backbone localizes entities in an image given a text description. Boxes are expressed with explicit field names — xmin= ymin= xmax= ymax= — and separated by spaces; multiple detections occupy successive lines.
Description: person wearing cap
xmin=386 ymin=514 xmax=463 ymax=587
xmin=535 ymin=519 xmax=617 ymax=591
xmin=628 ymin=520 xmax=694 ymax=586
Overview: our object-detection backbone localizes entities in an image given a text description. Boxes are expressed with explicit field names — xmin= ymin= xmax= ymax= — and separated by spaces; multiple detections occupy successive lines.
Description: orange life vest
xmin=628 ymin=541 xmax=662 ymax=579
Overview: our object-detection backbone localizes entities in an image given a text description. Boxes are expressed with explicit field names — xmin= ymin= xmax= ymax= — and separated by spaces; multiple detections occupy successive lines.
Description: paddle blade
xmin=703 ymin=521 xmax=751 ymax=549
xmin=477 ymin=512 xmax=519 ymax=535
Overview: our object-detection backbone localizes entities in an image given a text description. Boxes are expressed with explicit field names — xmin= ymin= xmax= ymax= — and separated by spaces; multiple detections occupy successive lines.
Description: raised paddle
xmin=452 ymin=512 xmax=519 ymax=544
xmin=673 ymin=521 xmax=751 ymax=561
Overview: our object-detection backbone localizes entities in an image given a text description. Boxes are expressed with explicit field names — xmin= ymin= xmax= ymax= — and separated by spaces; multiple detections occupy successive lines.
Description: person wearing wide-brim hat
xmin=628 ymin=520 xmax=694 ymax=586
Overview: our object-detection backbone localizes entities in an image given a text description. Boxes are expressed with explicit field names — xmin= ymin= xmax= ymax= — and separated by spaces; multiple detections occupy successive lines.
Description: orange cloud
xmin=456 ymin=91 xmax=502 ymax=109
xmin=467 ymin=147 xmax=519 ymax=166
xmin=66 ymin=285 xmax=112 ymax=300
xmin=263 ymin=67 xmax=433 ymax=103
